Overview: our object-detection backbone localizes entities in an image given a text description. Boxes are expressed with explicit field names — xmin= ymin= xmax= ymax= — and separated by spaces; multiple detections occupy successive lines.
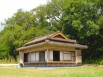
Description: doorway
xmin=53 ymin=51 xmax=60 ymax=61
xmin=24 ymin=53 xmax=28 ymax=62
xmin=39 ymin=51 xmax=45 ymax=62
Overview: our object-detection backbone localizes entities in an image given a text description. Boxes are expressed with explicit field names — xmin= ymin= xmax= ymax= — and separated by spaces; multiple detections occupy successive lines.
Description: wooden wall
xmin=19 ymin=44 xmax=82 ymax=66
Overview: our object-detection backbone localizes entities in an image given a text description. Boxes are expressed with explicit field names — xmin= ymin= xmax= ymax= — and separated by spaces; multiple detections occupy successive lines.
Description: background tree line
xmin=0 ymin=0 xmax=103 ymax=63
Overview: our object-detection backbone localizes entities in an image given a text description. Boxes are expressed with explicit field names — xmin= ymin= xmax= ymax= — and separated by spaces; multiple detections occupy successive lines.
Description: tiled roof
xmin=24 ymin=31 xmax=77 ymax=46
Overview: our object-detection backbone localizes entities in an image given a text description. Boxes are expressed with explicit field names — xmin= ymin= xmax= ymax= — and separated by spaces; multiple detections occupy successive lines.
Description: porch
xmin=24 ymin=62 xmax=77 ymax=67
xmin=19 ymin=50 xmax=82 ymax=67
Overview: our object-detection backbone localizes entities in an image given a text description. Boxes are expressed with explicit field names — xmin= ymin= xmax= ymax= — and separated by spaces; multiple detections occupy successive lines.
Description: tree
xmin=0 ymin=0 xmax=103 ymax=63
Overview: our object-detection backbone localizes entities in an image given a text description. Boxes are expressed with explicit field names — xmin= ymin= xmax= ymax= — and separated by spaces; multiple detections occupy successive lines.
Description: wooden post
xmin=75 ymin=50 xmax=82 ymax=65
xmin=19 ymin=51 xmax=24 ymax=66
xmin=75 ymin=50 xmax=78 ymax=65
xmin=79 ymin=50 xmax=82 ymax=63
xmin=45 ymin=49 xmax=49 ymax=62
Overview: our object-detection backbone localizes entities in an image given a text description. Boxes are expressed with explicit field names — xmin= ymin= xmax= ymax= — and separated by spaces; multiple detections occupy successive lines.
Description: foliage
xmin=0 ymin=0 xmax=103 ymax=63
xmin=0 ymin=56 xmax=18 ymax=64
xmin=84 ymin=59 xmax=103 ymax=65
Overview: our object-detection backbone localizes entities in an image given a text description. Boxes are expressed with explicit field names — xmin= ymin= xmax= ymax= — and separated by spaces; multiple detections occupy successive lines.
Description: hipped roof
xmin=17 ymin=40 xmax=88 ymax=51
xmin=17 ymin=31 xmax=88 ymax=51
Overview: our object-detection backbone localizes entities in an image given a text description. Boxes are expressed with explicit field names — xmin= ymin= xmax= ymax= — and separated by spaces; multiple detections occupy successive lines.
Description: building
xmin=17 ymin=31 xmax=88 ymax=67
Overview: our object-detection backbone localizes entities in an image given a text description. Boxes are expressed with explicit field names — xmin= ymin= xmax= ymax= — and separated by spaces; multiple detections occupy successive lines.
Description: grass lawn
xmin=0 ymin=66 xmax=103 ymax=77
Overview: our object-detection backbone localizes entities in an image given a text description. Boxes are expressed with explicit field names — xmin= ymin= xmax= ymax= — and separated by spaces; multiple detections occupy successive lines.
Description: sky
xmin=0 ymin=0 xmax=47 ymax=31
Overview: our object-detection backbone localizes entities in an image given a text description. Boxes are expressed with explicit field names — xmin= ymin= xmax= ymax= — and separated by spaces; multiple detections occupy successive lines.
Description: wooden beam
xmin=75 ymin=50 xmax=78 ymax=65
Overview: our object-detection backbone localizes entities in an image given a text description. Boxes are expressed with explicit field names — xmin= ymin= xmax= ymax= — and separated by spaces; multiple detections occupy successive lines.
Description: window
xmin=63 ymin=52 xmax=72 ymax=60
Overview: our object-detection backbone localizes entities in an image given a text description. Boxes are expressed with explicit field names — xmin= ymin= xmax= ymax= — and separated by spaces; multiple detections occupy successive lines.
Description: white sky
xmin=0 ymin=0 xmax=47 ymax=31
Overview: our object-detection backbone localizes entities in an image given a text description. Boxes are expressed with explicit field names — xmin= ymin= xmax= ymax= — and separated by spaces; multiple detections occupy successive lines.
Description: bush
xmin=0 ymin=56 xmax=18 ymax=64
xmin=84 ymin=59 xmax=103 ymax=65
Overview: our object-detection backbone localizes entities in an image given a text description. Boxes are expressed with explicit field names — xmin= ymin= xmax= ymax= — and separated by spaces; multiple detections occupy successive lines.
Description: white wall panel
xmin=30 ymin=53 xmax=35 ymax=61
xmin=28 ymin=53 xmax=31 ymax=62
xmin=60 ymin=51 xmax=63 ymax=61
xmin=45 ymin=51 xmax=47 ymax=61
xmin=63 ymin=52 xmax=72 ymax=60
xmin=50 ymin=51 xmax=53 ymax=60
xmin=36 ymin=52 xmax=39 ymax=61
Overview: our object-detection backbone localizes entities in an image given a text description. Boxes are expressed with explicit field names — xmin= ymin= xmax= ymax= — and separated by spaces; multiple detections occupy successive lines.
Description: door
xmin=53 ymin=51 xmax=60 ymax=61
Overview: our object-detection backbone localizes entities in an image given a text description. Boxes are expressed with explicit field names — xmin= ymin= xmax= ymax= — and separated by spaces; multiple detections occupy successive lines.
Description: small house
xmin=17 ymin=31 xmax=88 ymax=67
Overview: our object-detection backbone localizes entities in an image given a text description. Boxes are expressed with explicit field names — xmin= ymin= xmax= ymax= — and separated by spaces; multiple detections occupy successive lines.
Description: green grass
xmin=0 ymin=66 xmax=103 ymax=77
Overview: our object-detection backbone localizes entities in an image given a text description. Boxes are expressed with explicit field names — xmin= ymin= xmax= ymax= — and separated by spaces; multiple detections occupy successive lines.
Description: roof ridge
xmin=24 ymin=31 xmax=61 ymax=46
xmin=35 ymin=31 xmax=60 ymax=39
